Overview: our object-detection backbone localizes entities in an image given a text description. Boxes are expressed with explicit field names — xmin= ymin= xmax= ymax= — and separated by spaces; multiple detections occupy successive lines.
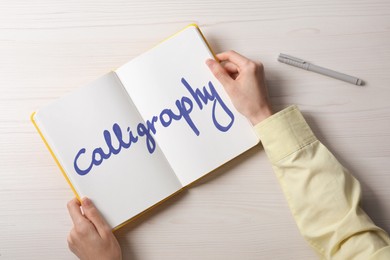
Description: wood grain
xmin=0 ymin=0 xmax=389 ymax=259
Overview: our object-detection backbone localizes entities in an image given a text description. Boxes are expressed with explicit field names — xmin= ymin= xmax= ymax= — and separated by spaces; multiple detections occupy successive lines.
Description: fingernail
xmin=82 ymin=197 xmax=91 ymax=207
xmin=206 ymin=59 xmax=215 ymax=67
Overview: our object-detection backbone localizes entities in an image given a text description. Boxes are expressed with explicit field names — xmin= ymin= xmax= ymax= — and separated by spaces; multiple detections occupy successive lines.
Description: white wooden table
xmin=1 ymin=0 xmax=389 ymax=259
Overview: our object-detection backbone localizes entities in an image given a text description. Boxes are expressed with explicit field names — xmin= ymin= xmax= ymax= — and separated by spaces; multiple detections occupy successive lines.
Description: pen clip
xmin=278 ymin=53 xmax=307 ymax=64
xmin=278 ymin=53 xmax=310 ymax=70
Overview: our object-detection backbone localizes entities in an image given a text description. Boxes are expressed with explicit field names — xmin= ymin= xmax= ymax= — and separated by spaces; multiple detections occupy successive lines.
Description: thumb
xmin=81 ymin=197 xmax=111 ymax=237
xmin=206 ymin=59 xmax=233 ymax=86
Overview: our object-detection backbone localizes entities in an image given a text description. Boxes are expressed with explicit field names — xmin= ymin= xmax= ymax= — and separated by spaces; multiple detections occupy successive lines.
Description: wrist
xmin=249 ymin=106 xmax=272 ymax=125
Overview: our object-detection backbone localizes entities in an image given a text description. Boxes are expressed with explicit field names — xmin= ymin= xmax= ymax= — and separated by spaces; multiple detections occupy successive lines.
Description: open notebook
xmin=31 ymin=24 xmax=259 ymax=229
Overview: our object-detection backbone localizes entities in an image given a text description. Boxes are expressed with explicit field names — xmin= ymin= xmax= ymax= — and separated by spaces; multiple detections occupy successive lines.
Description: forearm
xmin=254 ymin=105 xmax=390 ymax=259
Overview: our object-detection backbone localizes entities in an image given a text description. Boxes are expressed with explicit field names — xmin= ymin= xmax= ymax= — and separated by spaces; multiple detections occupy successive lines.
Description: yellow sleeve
xmin=254 ymin=105 xmax=390 ymax=259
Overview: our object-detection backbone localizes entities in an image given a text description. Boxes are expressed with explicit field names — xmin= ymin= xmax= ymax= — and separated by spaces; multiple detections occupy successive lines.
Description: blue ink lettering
xmin=181 ymin=78 xmax=234 ymax=131
xmin=91 ymin=147 xmax=110 ymax=165
xmin=104 ymin=129 xmax=120 ymax=154
xmin=74 ymin=123 xmax=139 ymax=175
xmin=137 ymin=116 xmax=158 ymax=153
xmin=73 ymin=77 xmax=236 ymax=176
xmin=175 ymin=96 xmax=199 ymax=135
xmin=159 ymin=108 xmax=182 ymax=127
xmin=208 ymin=81 xmax=235 ymax=131
xmin=74 ymin=148 xmax=93 ymax=176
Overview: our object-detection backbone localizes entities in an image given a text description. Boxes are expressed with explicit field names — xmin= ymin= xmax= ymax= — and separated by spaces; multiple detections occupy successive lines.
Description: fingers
xmin=67 ymin=197 xmax=111 ymax=239
xmin=221 ymin=61 xmax=239 ymax=75
xmin=216 ymin=51 xmax=262 ymax=76
xmin=216 ymin=50 xmax=251 ymax=68
xmin=67 ymin=198 xmax=86 ymax=225
xmin=205 ymin=58 xmax=234 ymax=86
xmin=81 ymin=197 xmax=111 ymax=238
xmin=67 ymin=233 xmax=79 ymax=256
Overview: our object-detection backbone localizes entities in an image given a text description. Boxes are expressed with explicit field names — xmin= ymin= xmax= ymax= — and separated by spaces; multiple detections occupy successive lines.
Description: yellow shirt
xmin=254 ymin=105 xmax=390 ymax=260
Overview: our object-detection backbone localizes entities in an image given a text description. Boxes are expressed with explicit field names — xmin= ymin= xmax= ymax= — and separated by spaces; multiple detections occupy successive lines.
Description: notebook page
xmin=33 ymin=72 xmax=182 ymax=228
xmin=116 ymin=25 xmax=259 ymax=186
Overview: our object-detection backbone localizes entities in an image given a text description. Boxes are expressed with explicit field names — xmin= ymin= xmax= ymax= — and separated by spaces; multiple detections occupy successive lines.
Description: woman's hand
xmin=67 ymin=197 xmax=122 ymax=260
xmin=206 ymin=50 xmax=272 ymax=125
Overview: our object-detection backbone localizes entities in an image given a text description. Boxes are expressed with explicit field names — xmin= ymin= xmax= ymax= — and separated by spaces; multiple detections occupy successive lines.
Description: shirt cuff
xmin=253 ymin=105 xmax=317 ymax=163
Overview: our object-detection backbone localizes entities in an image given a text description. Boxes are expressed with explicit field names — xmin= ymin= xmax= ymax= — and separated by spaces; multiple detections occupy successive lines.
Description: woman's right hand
xmin=206 ymin=50 xmax=272 ymax=125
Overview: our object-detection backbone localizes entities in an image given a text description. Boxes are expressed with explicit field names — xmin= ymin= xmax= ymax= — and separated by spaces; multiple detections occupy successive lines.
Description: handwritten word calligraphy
xmin=73 ymin=78 xmax=235 ymax=176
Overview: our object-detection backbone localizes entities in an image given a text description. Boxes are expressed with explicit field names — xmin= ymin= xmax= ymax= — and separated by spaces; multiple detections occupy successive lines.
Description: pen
xmin=278 ymin=53 xmax=363 ymax=86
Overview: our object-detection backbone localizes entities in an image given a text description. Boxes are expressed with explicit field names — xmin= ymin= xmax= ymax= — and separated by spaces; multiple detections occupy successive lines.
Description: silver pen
xmin=278 ymin=53 xmax=363 ymax=86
